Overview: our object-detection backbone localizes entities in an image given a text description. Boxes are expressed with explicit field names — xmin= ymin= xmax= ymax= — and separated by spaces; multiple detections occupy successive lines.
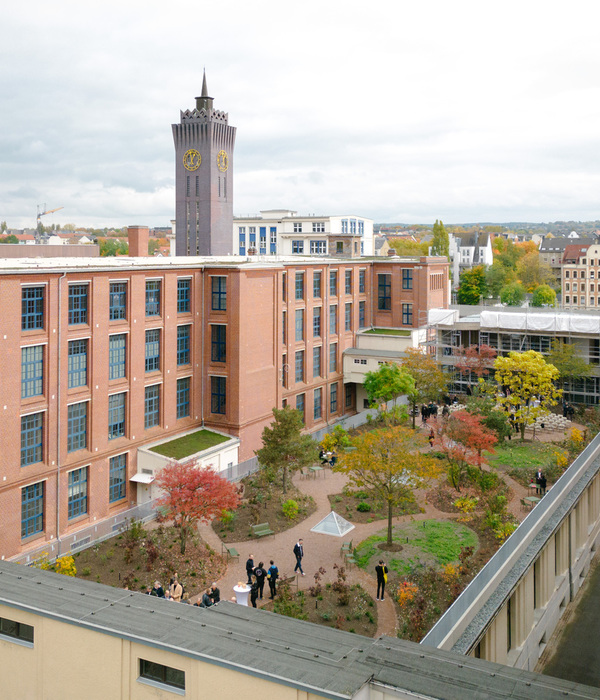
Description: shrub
xmin=54 ymin=555 xmax=77 ymax=577
xmin=357 ymin=502 xmax=371 ymax=512
xmin=81 ymin=567 xmax=91 ymax=576
xmin=282 ymin=499 xmax=299 ymax=520
xmin=219 ymin=509 xmax=235 ymax=525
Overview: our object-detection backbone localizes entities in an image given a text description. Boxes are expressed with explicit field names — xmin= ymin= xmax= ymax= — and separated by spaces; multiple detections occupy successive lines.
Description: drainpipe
xmin=200 ymin=271 xmax=205 ymax=426
xmin=56 ymin=271 xmax=67 ymax=556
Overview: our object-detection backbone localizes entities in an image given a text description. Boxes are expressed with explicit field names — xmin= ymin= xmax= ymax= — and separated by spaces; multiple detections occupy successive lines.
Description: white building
xmin=233 ymin=209 xmax=374 ymax=257
xmin=448 ymin=231 xmax=494 ymax=288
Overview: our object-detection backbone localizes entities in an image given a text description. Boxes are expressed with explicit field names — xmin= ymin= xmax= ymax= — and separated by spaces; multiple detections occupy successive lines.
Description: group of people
xmin=245 ymin=555 xmax=280 ymax=607
xmin=145 ymin=574 xmax=220 ymax=607
xmin=319 ymin=449 xmax=337 ymax=467
xmin=534 ymin=469 xmax=547 ymax=496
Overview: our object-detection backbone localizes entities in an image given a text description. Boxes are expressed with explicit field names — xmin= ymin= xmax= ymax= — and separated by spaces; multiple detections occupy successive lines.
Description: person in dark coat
xmin=293 ymin=539 xmax=305 ymax=575
xmin=539 ymin=474 xmax=547 ymax=496
xmin=245 ymin=554 xmax=254 ymax=584
xmin=249 ymin=576 xmax=259 ymax=608
xmin=199 ymin=589 xmax=213 ymax=607
xmin=535 ymin=469 xmax=544 ymax=495
xmin=375 ymin=560 xmax=388 ymax=601
xmin=254 ymin=561 xmax=267 ymax=599
xmin=421 ymin=404 xmax=429 ymax=424
xmin=150 ymin=580 xmax=165 ymax=598
xmin=267 ymin=560 xmax=279 ymax=599
xmin=209 ymin=583 xmax=220 ymax=604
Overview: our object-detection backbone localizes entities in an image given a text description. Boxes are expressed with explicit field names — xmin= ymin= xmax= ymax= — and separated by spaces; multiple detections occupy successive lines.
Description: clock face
xmin=183 ymin=149 xmax=201 ymax=171
xmin=217 ymin=149 xmax=229 ymax=172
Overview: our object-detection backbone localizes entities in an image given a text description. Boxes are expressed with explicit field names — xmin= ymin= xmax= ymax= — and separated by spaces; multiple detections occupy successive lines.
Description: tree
xmin=500 ymin=281 xmax=526 ymax=306
xmin=336 ymin=427 xmax=440 ymax=546
xmin=430 ymin=219 xmax=449 ymax=258
xmin=516 ymin=252 xmax=557 ymax=292
xmin=0 ymin=234 xmax=18 ymax=244
xmin=99 ymin=238 xmax=128 ymax=256
xmin=465 ymin=382 xmax=512 ymax=442
xmin=493 ymin=238 xmax=523 ymax=270
xmin=547 ymin=339 xmax=591 ymax=385
xmin=454 ymin=344 xmax=497 ymax=388
xmin=494 ymin=350 xmax=562 ymax=440
xmin=436 ymin=411 xmax=497 ymax=491
xmin=485 ymin=262 xmax=516 ymax=298
xmin=457 ymin=266 xmax=487 ymax=304
xmin=388 ymin=239 xmax=430 ymax=256
xmin=531 ymin=284 xmax=556 ymax=307
xmin=0 ymin=221 xmax=7 ymax=232
xmin=363 ymin=362 xmax=414 ymax=421
xmin=400 ymin=348 xmax=447 ymax=428
xmin=255 ymin=407 xmax=315 ymax=494
xmin=155 ymin=458 xmax=240 ymax=554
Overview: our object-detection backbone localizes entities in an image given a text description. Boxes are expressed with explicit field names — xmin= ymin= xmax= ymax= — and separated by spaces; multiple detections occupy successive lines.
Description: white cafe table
xmin=233 ymin=584 xmax=251 ymax=606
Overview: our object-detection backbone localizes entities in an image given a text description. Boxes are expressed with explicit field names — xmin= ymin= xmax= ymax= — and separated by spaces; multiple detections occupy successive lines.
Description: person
xmin=169 ymin=574 xmax=183 ymax=602
xmin=428 ymin=428 xmax=435 ymax=448
xmin=441 ymin=405 xmax=449 ymax=419
xmin=539 ymin=473 xmax=547 ymax=496
xmin=535 ymin=469 xmax=544 ymax=495
xmin=249 ymin=575 xmax=259 ymax=608
xmin=421 ymin=404 xmax=428 ymax=424
xmin=246 ymin=554 xmax=255 ymax=584
xmin=375 ymin=560 xmax=388 ymax=601
xmin=293 ymin=538 xmax=305 ymax=576
xmin=199 ymin=588 xmax=213 ymax=608
xmin=209 ymin=583 xmax=220 ymax=604
xmin=319 ymin=448 xmax=329 ymax=466
xmin=330 ymin=451 xmax=337 ymax=468
xmin=150 ymin=580 xmax=165 ymax=598
xmin=267 ymin=560 xmax=279 ymax=599
xmin=254 ymin=561 xmax=267 ymax=599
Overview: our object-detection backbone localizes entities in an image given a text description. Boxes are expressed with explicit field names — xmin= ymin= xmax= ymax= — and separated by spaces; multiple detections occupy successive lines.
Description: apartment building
xmin=1 ymin=252 xmax=448 ymax=561
xmin=562 ymin=243 xmax=600 ymax=310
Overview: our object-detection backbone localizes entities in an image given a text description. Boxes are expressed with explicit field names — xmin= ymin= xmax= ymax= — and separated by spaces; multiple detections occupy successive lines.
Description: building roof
xmin=562 ymin=244 xmax=591 ymax=264
xmin=0 ymin=561 xmax=597 ymax=700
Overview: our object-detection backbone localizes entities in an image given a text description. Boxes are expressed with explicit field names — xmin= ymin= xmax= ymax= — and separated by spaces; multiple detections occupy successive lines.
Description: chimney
xmin=128 ymin=226 xmax=149 ymax=257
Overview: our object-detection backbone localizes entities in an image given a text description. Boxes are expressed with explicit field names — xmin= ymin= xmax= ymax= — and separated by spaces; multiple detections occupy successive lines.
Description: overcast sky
xmin=3 ymin=1 xmax=600 ymax=230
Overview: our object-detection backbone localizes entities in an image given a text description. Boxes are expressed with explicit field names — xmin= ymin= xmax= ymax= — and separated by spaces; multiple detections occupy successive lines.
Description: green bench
xmin=251 ymin=522 xmax=274 ymax=538
xmin=221 ymin=542 xmax=240 ymax=561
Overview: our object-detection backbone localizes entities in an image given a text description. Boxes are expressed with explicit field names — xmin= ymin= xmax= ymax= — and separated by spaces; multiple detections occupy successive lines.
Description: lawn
xmin=486 ymin=441 xmax=558 ymax=486
xmin=363 ymin=328 xmax=412 ymax=336
xmin=149 ymin=429 xmax=230 ymax=459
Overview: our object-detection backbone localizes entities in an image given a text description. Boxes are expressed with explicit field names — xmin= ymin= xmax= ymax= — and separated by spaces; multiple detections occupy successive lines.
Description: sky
xmin=3 ymin=1 xmax=600 ymax=230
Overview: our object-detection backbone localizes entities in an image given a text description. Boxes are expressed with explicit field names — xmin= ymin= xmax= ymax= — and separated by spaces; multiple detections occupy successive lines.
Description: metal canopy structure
xmin=310 ymin=511 xmax=355 ymax=538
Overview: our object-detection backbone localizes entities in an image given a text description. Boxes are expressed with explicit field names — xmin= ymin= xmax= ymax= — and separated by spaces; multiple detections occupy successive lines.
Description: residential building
xmin=539 ymin=236 xmax=596 ymax=272
xmin=233 ymin=209 xmax=374 ymax=257
xmin=448 ymin=231 xmax=493 ymax=288
xmin=1 ymin=250 xmax=448 ymax=561
xmin=562 ymin=243 xmax=600 ymax=310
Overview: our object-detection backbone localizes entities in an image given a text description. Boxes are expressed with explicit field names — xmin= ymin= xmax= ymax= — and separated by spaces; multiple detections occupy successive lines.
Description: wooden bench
xmin=221 ymin=542 xmax=240 ymax=561
xmin=251 ymin=522 xmax=274 ymax=538
xmin=278 ymin=574 xmax=298 ymax=591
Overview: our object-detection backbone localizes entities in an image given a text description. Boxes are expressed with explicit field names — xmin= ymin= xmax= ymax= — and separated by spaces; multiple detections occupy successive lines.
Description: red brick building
xmin=0 ymin=254 xmax=448 ymax=560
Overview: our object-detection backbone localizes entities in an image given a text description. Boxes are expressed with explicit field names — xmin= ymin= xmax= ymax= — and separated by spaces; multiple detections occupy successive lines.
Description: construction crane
xmin=36 ymin=203 xmax=64 ymax=226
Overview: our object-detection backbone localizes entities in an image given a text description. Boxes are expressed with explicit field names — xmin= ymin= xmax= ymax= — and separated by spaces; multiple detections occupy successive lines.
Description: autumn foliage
xmin=454 ymin=344 xmax=497 ymax=384
xmin=156 ymin=458 xmax=240 ymax=554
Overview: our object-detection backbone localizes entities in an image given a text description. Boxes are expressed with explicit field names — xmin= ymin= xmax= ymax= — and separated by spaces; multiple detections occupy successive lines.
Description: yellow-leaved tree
xmin=493 ymin=350 xmax=561 ymax=441
xmin=335 ymin=427 xmax=441 ymax=547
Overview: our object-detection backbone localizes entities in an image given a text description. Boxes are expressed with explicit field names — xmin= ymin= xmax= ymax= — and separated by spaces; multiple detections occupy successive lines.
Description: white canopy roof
xmin=310 ymin=511 xmax=355 ymax=538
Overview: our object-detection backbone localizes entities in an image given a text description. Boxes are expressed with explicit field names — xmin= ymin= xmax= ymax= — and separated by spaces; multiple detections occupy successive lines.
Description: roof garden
xmin=148 ymin=429 xmax=230 ymax=460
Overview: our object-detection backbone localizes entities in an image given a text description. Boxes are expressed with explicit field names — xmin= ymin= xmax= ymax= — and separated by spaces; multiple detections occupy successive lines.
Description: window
xmin=211 ymin=325 xmax=226 ymax=362
xmin=295 ymin=309 xmax=304 ymax=342
xmin=359 ymin=301 xmax=366 ymax=328
xmin=144 ymin=385 xmax=160 ymax=428
xmin=145 ymin=280 xmax=161 ymax=317
xmin=565 ymin=283 xmax=570 ymax=291
xmin=345 ymin=303 xmax=352 ymax=331
xmin=313 ymin=271 xmax=322 ymax=298
xmin=358 ymin=221 xmax=364 ymax=235
xmin=22 ymin=287 xmax=45 ymax=330
xmin=139 ymin=659 xmax=185 ymax=692
xmin=292 ymin=240 xmax=304 ymax=254
xmin=313 ymin=307 xmax=321 ymax=337
xmin=109 ymin=334 xmax=126 ymax=380
xmin=313 ymin=346 xmax=321 ymax=378
xmin=565 ymin=270 xmax=570 ymax=278
xmin=68 ymin=467 xmax=88 ymax=519
xmin=0 ymin=617 xmax=34 ymax=645
xmin=177 ymin=278 xmax=191 ymax=313
xmin=310 ymin=240 xmax=326 ymax=254
xmin=565 ymin=296 xmax=570 ymax=304
xmin=21 ymin=413 xmax=43 ymax=466
xmin=68 ymin=284 xmax=88 ymax=325
xmin=296 ymin=393 xmax=305 ymax=421
xmin=295 ymin=272 xmax=304 ymax=300
xmin=330 ymin=270 xmax=338 ymax=296
xmin=329 ymin=305 xmax=337 ymax=335
xmin=295 ymin=350 xmax=305 ymax=383
xmin=402 ymin=269 xmax=413 ymax=290
xmin=378 ymin=274 xmax=391 ymax=310
xmin=67 ymin=402 xmax=87 ymax=452
xmin=211 ymin=376 xmax=226 ymax=414
xmin=345 ymin=383 xmax=353 ymax=408
xmin=109 ymin=282 xmax=127 ymax=321
xmin=177 ymin=325 xmax=190 ymax=366
xmin=330 ymin=383 xmax=338 ymax=413
xmin=109 ymin=454 xmax=127 ymax=503
xmin=329 ymin=343 xmax=337 ymax=372
xmin=359 ymin=269 xmax=365 ymax=293
xmin=67 ymin=339 xmax=87 ymax=388
xmin=345 ymin=270 xmax=352 ymax=294
xmin=211 ymin=277 xmax=227 ymax=311
xmin=341 ymin=219 xmax=348 ymax=234
xmin=293 ymin=222 xmax=303 ymax=233
xmin=312 ymin=222 xmax=325 ymax=232
xmin=350 ymin=219 xmax=357 ymax=234
xmin=314 ymin=388 xmax=322 ymax=420
xmin=402 ymin=303 xmax=413 ymax=325
xmin=282 ymin=311 xmax=287 ymax=344
xmin=108 ymin=393 xmax=126 ymax=439
xmin=22 ymin=345 xmax=43 ymax=398
xmin=21 ymin=482 xmax=43 ymax=538
xmin=177 ymin=377 xmax=190 ymax=419
xmin=282 ymin=272 xmax=287 ymax=301
xmin=145 ymin=329 xmax=161 ymax=372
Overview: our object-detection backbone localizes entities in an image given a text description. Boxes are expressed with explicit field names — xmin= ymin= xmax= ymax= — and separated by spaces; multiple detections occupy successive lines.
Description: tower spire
xmin=196 ymin=70 xmax=214 ymax=111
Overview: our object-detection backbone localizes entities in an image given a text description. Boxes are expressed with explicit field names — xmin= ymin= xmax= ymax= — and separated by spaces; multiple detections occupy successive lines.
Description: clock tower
xmin=172 ymin=73 xmax=236 ymax=256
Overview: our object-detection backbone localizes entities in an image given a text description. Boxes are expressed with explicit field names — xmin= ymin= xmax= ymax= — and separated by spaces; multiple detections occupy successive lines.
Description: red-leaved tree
xmin=454 ymin=344 xmax=497 ymax=388
xmin=436 ymin=410 xmax=497 ymax=491
xmin=155 ymin=459 xmax=240 ymax=554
